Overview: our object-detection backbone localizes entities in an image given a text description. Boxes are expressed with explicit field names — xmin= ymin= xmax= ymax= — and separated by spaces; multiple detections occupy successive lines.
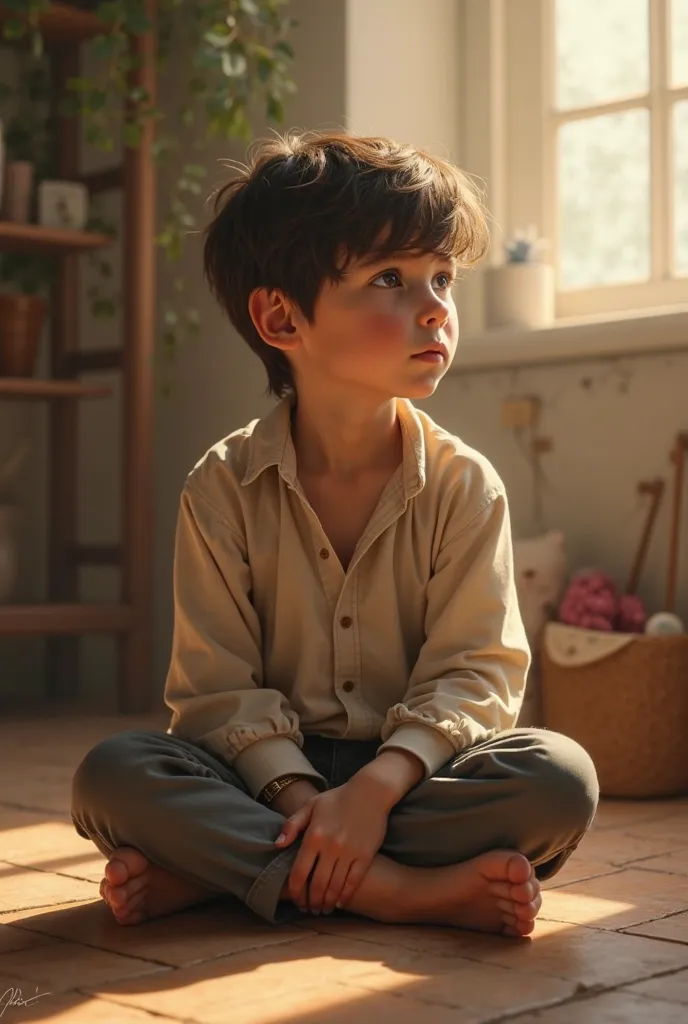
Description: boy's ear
xmin=248 ymin=287 xmax=303 ymax=352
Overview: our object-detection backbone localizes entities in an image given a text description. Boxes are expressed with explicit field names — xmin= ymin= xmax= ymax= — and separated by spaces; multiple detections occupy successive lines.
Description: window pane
xmin=558 ymin=110 xmax=650 ymax=289
xmin=556 ymin=0 xmax=649 ymax=110
xmin=672 ymin=0 xmax=688 ymax=86
xmin=675 ymin=101 xmax=688 ymax=275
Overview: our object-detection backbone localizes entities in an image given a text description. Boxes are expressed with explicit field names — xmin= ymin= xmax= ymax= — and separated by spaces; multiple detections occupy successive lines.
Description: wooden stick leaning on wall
xmin=666 ymin=432 xmax=688 ymax=613
xmin=626 ymin=478 xmax=665 ymax=595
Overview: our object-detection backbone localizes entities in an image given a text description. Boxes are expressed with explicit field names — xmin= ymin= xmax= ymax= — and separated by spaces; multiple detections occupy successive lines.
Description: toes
xmin=510 ymin=880 xmax=538 ymax=904
xmin=489 ymin=878 xmax=537 ymax=904
xmin=114 ymin=903 xmax=146 ymax=926
xmin=506 ymin=854 xmax=533 ymax=886
xmin=501 ymin=911 xmax=535 ymax=939
xmin=121 ymin=875 xmax=147 ymax=903
xmin=497 ymin=894 xmax=541 ymax=923
xmin=105 ymin=847 xmax=149 ymax=885
xmin=514 ymin=917 xmax=536 ymax=936
xmin=513 ymin=899 xmax=540 ymax=921
xmin=104 ymin=860 xmax=128 ymax=886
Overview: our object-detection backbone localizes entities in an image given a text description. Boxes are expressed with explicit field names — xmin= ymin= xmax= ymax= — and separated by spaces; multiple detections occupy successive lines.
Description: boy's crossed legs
xmin=71 ymin=729 xmax=598 ymax=938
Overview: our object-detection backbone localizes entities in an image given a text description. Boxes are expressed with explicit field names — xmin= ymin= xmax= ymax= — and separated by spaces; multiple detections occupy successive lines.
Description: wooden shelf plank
xmin=0 ymin=3 xmax=106 ymax=47
xmin=0 ymin=221 xmax=112 ymax=254
xmin=0 ymin=604 xmax=131 ymax=635
xmin=0 ymin=378 xmax=111 ymax=400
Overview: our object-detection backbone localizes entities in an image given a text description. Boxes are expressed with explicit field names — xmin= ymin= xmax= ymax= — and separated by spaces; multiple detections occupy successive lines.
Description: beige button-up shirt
xmin=165 ymin=398 xmax=530 ymax=798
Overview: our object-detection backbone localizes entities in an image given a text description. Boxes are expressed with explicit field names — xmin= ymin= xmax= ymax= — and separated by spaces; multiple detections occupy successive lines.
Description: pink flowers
xmin=559 ymin=570 xmax=647 ymax=633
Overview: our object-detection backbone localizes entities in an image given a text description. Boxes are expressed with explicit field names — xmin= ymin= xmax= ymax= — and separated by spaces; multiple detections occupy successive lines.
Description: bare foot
xmin=99 ymin=847 xmax=218 ymax=926
xmin=321 ymin=848 xmax=542 ymax=939
xmin=399 ymin=850 xmax=541 ymax=938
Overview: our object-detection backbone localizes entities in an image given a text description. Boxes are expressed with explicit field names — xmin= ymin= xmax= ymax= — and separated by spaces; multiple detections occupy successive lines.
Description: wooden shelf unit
xmin=0 ymin=2 xmax=156 ymax=713
xmin=0 ymin=221 xmax=112 ymax=254
xmin=0 ymin=378 xmax=111 ymax=400
xmin=0 ymin=604 xmax=131 ymax=635
xmin=0 ymin=2 xmax=104 ymax=46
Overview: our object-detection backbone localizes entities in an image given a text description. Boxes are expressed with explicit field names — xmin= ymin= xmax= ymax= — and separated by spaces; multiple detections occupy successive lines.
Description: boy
xmin=72 ymin=132 xmax=598 ymax=937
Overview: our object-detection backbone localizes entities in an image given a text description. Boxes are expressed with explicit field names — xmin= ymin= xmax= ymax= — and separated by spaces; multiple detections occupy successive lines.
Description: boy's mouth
xmin=411 ymin=342 xmax=448 ymax=363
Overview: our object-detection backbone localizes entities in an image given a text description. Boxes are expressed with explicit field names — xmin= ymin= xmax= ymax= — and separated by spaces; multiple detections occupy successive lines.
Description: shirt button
xmin=340 ymin=616 xmax=352 ymax=629
xmin=319 ymin=548 xmax=330 ymax=559
xmin=342 ymin=680 xmax=355 ymax=693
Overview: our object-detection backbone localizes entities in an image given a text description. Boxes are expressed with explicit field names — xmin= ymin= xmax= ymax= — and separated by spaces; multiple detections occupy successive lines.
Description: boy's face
xmin=291 ymin=250 xmax=459 ymax=401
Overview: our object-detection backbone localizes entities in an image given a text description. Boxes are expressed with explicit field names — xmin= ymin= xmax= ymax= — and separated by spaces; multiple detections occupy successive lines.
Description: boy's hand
xmin=275 ymin=780 xmax=390 ymax=915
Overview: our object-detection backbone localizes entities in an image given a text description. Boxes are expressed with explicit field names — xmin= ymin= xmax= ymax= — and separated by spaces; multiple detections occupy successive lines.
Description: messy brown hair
xmin=204 ymin=131 xmax=489 ymax=398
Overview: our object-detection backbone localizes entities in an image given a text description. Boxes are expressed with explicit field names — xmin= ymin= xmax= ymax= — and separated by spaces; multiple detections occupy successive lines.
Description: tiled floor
xmin=2 ymin=713 xmax=688 ymax=1023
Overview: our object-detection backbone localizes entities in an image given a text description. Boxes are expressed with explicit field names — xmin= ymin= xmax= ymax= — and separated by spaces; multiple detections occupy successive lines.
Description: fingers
xmin=275 ymin=805 xmax=312 ymax=848
xmin=321 ymin=859 xmax=354 ymax=914
xmin=307 ymin=856 xmax=338 ymax=915
xmin=287 ymin=841 xmax=318 ymax=909
xmin=334 ymin=859 xmax=368 ymax=910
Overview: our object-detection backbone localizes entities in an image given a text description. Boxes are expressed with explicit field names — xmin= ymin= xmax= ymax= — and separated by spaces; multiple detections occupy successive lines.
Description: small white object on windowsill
xmin=484 ymin=225 xmax=554 ymax=331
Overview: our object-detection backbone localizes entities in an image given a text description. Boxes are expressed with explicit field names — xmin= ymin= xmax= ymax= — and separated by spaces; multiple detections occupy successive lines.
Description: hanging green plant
xmin=1 ymin=0 xmax=297 ymax=360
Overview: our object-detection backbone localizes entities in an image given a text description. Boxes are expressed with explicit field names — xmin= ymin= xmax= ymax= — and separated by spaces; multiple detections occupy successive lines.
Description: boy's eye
xmin=370 ymin=269 xmax=456 ymax=290
xmin=371 ymin=270 xmax=402 ymax=289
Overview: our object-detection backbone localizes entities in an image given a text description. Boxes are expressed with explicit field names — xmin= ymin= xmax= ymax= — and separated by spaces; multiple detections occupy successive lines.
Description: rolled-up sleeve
xmin=377 ymin=488 xmax=530 ymax=779
xmin=164 ymin=483 xmax=327 ymax=798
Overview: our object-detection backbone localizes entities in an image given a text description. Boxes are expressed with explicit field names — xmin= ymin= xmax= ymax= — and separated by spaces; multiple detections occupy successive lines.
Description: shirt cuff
xmin=377 ymin=722 xmax=457 ymax=779
xmin=232 ymin=736 xmax=328 ymax=798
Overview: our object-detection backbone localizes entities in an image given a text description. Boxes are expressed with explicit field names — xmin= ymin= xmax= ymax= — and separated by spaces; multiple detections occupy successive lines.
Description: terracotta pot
xmin=0 ymin=504 xmax=19 ymax=603
xmin=3 ymin=161 xmax=34 ymax=223
xmin=0 ymin=294 xmax=47 ymax=377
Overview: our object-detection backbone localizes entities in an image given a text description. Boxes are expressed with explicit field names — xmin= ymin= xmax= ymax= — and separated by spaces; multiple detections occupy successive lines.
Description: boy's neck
xmin=291 ymin=385 xmax=402 ymax=476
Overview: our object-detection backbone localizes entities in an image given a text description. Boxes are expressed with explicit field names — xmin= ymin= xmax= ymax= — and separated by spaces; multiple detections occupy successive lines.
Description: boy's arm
xmin=368 ymin=488 xmax=530 ymax=799
xmin=164 ymin=483 xmax=327 ymax=799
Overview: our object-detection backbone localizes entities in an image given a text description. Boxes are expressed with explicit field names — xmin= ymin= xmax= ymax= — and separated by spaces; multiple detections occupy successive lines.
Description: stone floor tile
xmin=3 ymin=990 xmax=185 ymax=1024
xmin=203 ymin=984 xmax=485 ymax=1024
xmin=625 ymin=911 xmax=688 ymax=944
xmin=511 ymin=990 xmax=688 ymax=1022
xmin=300 ymin=915 xmax=483 ymax=956
xmin=626 ymin=967 xmax=688 ymax=1003
xmin=591 ymin=800 xmax=687 ymax=832
xmin=347 ymin=957 xmax=575 ymax=1016
xmin=460 ymin=916 xmax=688 ymax=987
xmin=0 ymin=923 xmax=53 ymax=954
xmin=541 ymin=859 xmax=621 ymax=890
xmin=0 ymin=862 xmax=99 ymax=913
xmin=84 ymin=935 xmax=442 ymax=1019
xmin=634 ymin=851 xmax=688 ymax=876
xmin=575 ymin=829 xmax=687 ymax=866
xmin=541 ymin=868 xmax=688 ymax=929
xmin=87 ymin=935 xmax=575 ymax=1024
xmin=0 ymin=898 xmax=319 ymax=968
xmin=0 ymin=808 xmax=104 ymax=882
xmin=623 ymin=811 xmax=688 ymax=846
xmin=3 ymin=777 xmax=75 ymax=816
xmin=0 ymin=936 xmax=168 ymax=992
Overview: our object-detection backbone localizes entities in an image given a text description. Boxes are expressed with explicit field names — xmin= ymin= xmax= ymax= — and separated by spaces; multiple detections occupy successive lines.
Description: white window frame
xmin=474 ymin=0 xmax=688 ymax=322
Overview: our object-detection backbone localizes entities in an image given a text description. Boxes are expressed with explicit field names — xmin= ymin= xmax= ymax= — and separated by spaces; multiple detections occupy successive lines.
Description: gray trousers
xmin=71 ymin=728 xmax=598 ymax=925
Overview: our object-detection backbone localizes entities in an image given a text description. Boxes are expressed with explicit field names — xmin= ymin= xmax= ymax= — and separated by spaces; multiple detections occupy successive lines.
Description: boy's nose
xmin=418 ymin=300 xmax=450 ymax=329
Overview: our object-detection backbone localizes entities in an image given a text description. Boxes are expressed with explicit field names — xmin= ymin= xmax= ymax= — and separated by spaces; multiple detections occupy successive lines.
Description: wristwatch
xmin=258 ymin=774 xmax=309 ymax=806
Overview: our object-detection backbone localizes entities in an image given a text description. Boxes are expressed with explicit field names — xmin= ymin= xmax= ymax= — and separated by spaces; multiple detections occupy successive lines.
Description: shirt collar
xmin=242 ymin=396 xmax=426 ymax=500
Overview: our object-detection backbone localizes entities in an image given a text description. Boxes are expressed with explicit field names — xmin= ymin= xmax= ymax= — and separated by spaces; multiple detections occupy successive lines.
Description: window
xmin=486 ymin=0 xmax=688 ymax=321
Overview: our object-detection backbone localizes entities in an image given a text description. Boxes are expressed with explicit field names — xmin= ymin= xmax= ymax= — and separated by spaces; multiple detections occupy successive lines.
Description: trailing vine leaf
xmin=1 ymin=0 xmax=298 ymax=376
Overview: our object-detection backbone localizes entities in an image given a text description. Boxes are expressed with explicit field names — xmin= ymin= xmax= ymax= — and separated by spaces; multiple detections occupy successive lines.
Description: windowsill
xmin=451 ymin=305 xmax=688 ymax=373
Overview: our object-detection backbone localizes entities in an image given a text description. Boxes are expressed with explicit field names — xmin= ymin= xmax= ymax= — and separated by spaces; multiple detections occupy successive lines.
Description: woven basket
xmin=541 ymin=622 xmax=688 ymax=798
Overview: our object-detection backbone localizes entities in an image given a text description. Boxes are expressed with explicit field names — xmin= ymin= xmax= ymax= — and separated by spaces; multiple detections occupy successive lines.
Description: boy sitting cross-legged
xmin=72 ymin=131 xmax=598 ymax=936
